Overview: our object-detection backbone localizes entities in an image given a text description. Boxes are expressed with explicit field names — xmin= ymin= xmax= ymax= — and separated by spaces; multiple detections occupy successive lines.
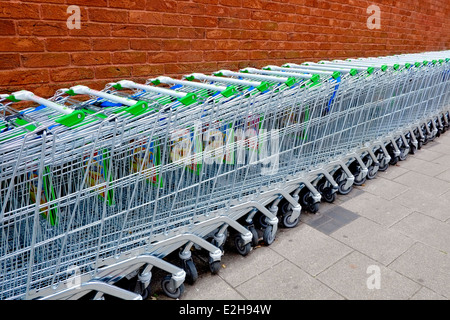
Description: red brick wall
xmin=1 ymin=0 xmax=449 ymax=97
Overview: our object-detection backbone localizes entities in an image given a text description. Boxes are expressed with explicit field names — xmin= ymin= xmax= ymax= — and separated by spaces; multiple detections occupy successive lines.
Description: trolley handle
xmin=242 ymin=67 xmax=319 ymax=83
xmin=66 ymin=85 xmax=148 ymax=116
xmin=184 ymin=73 xmax=272 ymax=92
xmin=113 ymin=80 xmax=198 ymax=106
xmin=150 ymin=76 xmax=228 ymax=92
xmin=5 ymin=90 xmax=85 ymax=127
xmin=264 ymin=65 xmax=341 ymax=80
xmin=214 ymin=69 xmax=292 ymax=85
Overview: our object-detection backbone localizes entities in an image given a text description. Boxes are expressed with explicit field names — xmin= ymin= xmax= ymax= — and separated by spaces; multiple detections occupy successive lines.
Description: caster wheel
xmin=337 ymin=179 xmax=353 ymax=195
xmin=234 ymin=234 xmax=252 ymax=256
xmin=409 ymin=144 xmax=417 ymax=155
xmin=161 ymin=275 xmax=184 ymax=299
xmin=281 ymin=211 xmax=300 ymax=228
xmin=389 ymin=156 xmax=399 ymax=166
xmin=248 ymin=225 xmax=259 ymax=247
xmin=366 ymin=165 xmax=378 ymax=180
xmin=279 ymin=200 xmax=291 ymax=215
xmin=128 ymin=280 xmax=150 ymax=300
xmin=209 ymin=259 xmax=222 ymax=274
xmin=322 ymin=187 xmax=336 ymax=203
xmin=353 ymin=172 xmax=366 ymax=186
xmin=308 ymin=202 xmax=320 ymax=213
xmin=262 ymin=225 xmax=276 ymax=246
xmin=182 ymin=259 xmax=198 ymax=285
xmin=257 ymin=213 xmax=269 ymax=229
xmin=399 ymin=146 xmax=409 ymax=161
xmin=376 ymin=151 xmax=389 ymax=172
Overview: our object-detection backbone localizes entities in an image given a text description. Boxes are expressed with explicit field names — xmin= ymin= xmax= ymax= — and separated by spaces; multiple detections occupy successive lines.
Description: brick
xmin=112 ymin=51 xmax=147 ymax=64
xmin=129 ymin=11 xmax=162 ymax=24
xmin=130 ymin=39 xmax=162 ymax=51
xmin=69 ymin=23 xmax=111 ymax=37
xmin=95 ymin=66 xmax=132 ymax=79
xmin=146 ymin=0 xmax=177 ymax=12
xmin=41 ymin=4 xmax=88 ymax=21
xmin=109 ymin=0 xmax=146 ymax=10
xmin=178 ymin=28 xmax=205 ymax=39
xmin=162 ymin=13 xmax=192 ymax=26
xmin=0 ymin=38 xmax=45 ymax=52
xmin=148 ymin=52 xmax=178 ymax=64
xmin=70 ymin=0 xmax=107 ymax=7
xmin=92 ymin=38 xmax=129 ymax=51
xmin=147 ymin=26 xmax=178 ymax=38
xmin=192 ymin=16 xmax=218 ymax=28
xmin=51 ymin=67 xmax=94 ymax=82
xmin=46 ymin=38 xmax=91 ymax=52
xmin=22 ymin=53 xmax=71 ymax=68
xmin=111 ymin=25 xmax=147 ymax=38
xmin=89 ymin=8 xmax=128 ymax=23
xmin=71 ymin=52 xmax=110 ymax=66
xmin=17 ymin=21 xmax=68 ymax=37
xmin=175 ymin=50 xmax=203 ymax=62
xmin=132 ymin=64 xmax=164 ymax=77
xmin=0 ymin=69 xmax=49 ymax=86
xmin=0 ymin=20 xmax=15 ymax=36
xmin=0 ymin=53 xmax=20 ymax=70
xmin=162 ymin=39 xmax=191 ymax=51
xmin=177 ymin=2 xmax=206 ymax=15
xmin=218 ymin=18 xmax=240 ymax=29
xmin=0 ymin=2 xmax=40 ymax=19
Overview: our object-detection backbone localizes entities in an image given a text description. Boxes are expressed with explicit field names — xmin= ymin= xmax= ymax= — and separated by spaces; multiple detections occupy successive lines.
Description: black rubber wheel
xmin=161 ymin=275 xmax=185 ymax=299
xmin=409 ymin=144 xmax=417 ymax=155
xmin=376 ymin=151 xmax=389 ymax=172
xmin=322 ymin=187 xmax=336 ymax=203
xmin=308 ymin=202 xmax=320 ymax=213
xmin=279 ymin=200 xmax=291 ymax=215
xmin=262 ymin=225 xmax=275 ymax=246
xmin=337 ymin=175 xmax=353 ymax=195
xmin=389 ymin=155 xmax=399 ymax=166
xmin=209 ymin=259 xmax=222 ymax=274
xmin=248 ymin=225 xmax=259 ymax=247
xmin=399 ymin=149 xmax=408 ymax=161
xmin=353 ymin=170 xmax=367 ymax=186
xmin=281 ymin=211 xmax=300 ymax=228
xmin=128 ymin=280 xmax=150 ymax=300
xmin=182 ymin=259 xmax=198 ymax=285
xmin=234 ymin=234 xmax=252 ymax=256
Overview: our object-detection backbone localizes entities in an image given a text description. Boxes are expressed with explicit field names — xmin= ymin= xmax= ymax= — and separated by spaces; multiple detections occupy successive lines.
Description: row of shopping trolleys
xmin=0 ymin=50 xmax=449 ymax=300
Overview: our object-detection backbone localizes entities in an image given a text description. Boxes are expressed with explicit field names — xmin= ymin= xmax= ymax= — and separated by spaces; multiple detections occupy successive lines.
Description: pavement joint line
xmin=265 ymin=247 xmax=348 ymax=300
xmin=385 ymin=241 xmax=450 ymax=299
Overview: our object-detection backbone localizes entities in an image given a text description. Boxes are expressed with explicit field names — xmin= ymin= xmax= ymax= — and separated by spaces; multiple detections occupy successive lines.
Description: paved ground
xmin=152 ymin=132 xmax=450 ymax=300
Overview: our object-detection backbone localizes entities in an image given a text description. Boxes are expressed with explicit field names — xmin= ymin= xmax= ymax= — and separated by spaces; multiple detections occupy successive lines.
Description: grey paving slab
xmin=236 ymin=260 xmax=344 ymax=300
xmin=331 ymin=217 xmax=415 ymax=265
xmin=317 ymin=251 xmax=421 ymax=300
xmin=216 ymin=245 xmax=285 ymax=287
xmin=431 ymin=154 xmax=450 ymax=168
xmin=393 ymin=188 xmax=450 ymax=221
xmin=397 ymin=157 xmax=448 ymax=177
xmin=340 ymin=192 xmax=413 ymax=227
xmin=435 ymin=168 xmax=450 ymax=183
xmin=270 ymin=224 xmax=353 ymax=276
xmin=393 ymin=171 xmax=450 ymax=196
xmin=412 ymin=148 xmax=446 ymax=162
xmin=389 ymin=242 xmax=450 ymax=299
xmin=390 ymin=212 xmax=450 ymax=253
xmin=377 ymin=166 xmax=409 ymax=180
xmin=423 ymin=141 xmax=450 ymax=155
xmin=410 ymin=287 xmax=448 ymax=300
xmin=358 ymin=177 xmax=410 ymax=200
xmin=182 ymin=274 xmax=245 ymax=300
